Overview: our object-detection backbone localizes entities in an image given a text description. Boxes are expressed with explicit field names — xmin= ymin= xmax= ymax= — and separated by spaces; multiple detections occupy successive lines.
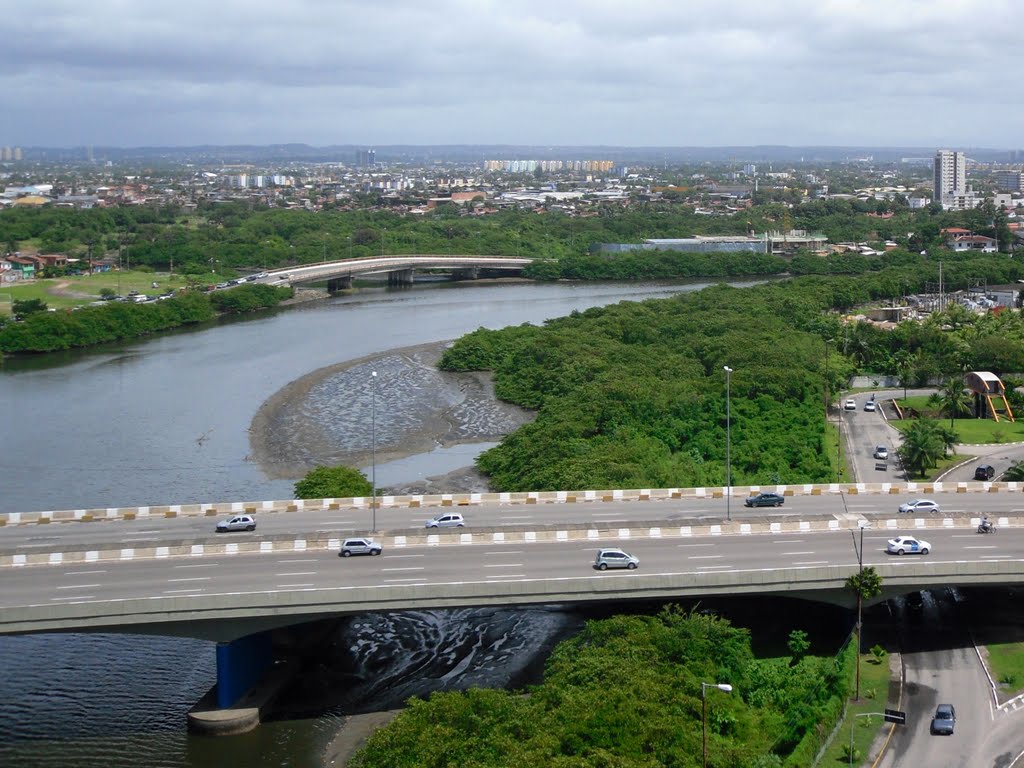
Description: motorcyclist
xmin=980 ymin=515 xmax=991 ymax=532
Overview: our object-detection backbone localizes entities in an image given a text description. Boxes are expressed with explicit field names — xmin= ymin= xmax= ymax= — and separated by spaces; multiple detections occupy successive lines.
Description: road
xmin=873 ymin=588 xmax=1024 ymax=768
xmin=3 ymin=527 xmax=1023 ymax=610
xmin=841 ymin=388 xmax=1024 ymax=485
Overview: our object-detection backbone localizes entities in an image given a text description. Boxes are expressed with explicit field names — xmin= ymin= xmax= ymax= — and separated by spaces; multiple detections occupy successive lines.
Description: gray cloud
xmin=2 ymin=0 xmax=1020 ymax=148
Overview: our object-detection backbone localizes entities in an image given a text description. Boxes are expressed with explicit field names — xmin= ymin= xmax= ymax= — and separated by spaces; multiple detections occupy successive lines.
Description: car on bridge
xmin=744 ymin=492 xmax=785 ymax=508
xmin=887 ymin=535 xmax=931 ymax=555
xmin=425 ymin=513 xmax=465 ymax=528
xmin=594 ymin=548 xmax=639 ymax=571
xmin=215 ymin=514 xmax=256 ymax=532
xmin=898 ymin=498 xmax=940 ymax=514
xmin=931 ymin=703 xmax=956 ymax=735
xmin=339 ymin=538 xmax=382 ymax=557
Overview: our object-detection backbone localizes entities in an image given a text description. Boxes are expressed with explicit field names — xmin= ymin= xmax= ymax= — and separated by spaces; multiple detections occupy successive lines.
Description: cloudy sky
xmin=3 ymin=0 xmax=1019 ymax=148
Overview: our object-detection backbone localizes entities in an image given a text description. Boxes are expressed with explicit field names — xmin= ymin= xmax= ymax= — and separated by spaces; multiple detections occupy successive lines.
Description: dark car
xmin=744 ymin=492 xmax=785 ymax=508
xmin=931 ymin=704 xmax=956 ymax=735
xmin=974 ymin=464 xmax=995 ymax=481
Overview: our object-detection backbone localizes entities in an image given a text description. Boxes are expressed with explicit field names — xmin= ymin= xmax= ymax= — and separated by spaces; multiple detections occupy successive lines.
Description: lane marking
xmin=50 ymin=595 xmax=95 ymax=601
xmin=276 ymin=558 xmax=318 ymax=564
xmin=773 ymin=539 xmax=805 ymax=544
xmin=163 ymin=588 xmax=205 ymax=594
xmin=793 ymin=560 xmax=829 ymax=565
xmin=167 ymin=576 xmax=211 ymax=583
xmin=382 ymin=567 xmax=425 ymax=572
xmin=385 ymin=554 xmax=425 ymax=559
xmin=697 ymin=565 xmax=736 ymax=571
xmin=677 ymin=543 xmax=715 ymax=548
xmin=277 ymin=583 xmax=315 ymax=589
xmin=62 ymin=570 xmax=107 ymax=576
xmin=964 ymin=546 xmax=998 ymax=550
xmin=173 ymin=563 xmax=218 ymax=569
xmin=485 ymin=550 xmax=524 ymax=556
xmin=122 ymin=529 xmax=163 ymax=535
xmin=383 ymin=578 xmax=429 ymax=583
xmin=56 ymin=583 xmax=101 ymax=590
xmin=487 ymin=574 xmax=527 ymax=579
xmin=484 ymin=563 xmax=523 ymax=568
xmin=276 ymin=571 xmax=317 ymax=577
xmin=688 ymin=555 xmax=723 ymax=560
xmin=501 ymin=515 xmax=534 ymax=520
xmin=782 ymin=551 xmax=815 ymax=556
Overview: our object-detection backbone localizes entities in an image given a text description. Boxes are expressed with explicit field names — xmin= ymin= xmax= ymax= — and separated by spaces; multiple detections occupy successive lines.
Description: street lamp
xmin=371 ymin=370 xmax=378 ymax=532
xmin=724 ymin=366 xmax=733 ymax=521
xmin=852 ymin=521 xmax=868 ymax=700
xmin=701 ymin=682 xmax=733 ymax=768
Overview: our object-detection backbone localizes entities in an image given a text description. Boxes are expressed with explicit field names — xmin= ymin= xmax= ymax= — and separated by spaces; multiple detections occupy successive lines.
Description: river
xmin=0 ymin=277 xmax=766 ymax=767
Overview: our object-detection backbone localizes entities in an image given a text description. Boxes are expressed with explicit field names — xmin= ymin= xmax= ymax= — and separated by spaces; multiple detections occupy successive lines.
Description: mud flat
xmin=249 ymin=340 xmax=533 ymax=490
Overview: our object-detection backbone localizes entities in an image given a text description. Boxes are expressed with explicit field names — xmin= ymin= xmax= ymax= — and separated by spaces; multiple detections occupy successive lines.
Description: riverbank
xmin=248 ymin=340 xmax=534 ymax=493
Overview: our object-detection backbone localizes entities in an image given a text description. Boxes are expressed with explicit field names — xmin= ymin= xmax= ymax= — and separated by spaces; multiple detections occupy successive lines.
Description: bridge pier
xmin=187 ymin=630 xmax=281 ymax=735
xmin=451 ymin=267 xmax=480 ymax=281
xmin=387 ymin=269 xmax=414 ymax=286
xmin=327 ymin=275 xmax=353 ymax=292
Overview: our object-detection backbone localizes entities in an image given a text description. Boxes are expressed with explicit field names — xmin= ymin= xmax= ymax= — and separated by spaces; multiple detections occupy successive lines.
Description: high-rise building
xmin=933 ymin=150 xmax=966 ymax=203
xmin=356 ymin=149 xmax=376 ymax=168
xmin=994 ymin=170 xmax=1023 ymax=192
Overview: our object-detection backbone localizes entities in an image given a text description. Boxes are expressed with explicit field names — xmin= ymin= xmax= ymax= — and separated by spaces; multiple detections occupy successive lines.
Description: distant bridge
xmin=260 ymin=255 xmax=533 ymax=289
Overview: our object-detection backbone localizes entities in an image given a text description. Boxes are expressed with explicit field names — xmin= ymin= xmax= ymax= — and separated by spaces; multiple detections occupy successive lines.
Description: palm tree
xmin=898 ymin=420 xmax=947 ymax=477
xmin=1003 ymin=462 xmax=1024 ymax=482
xmin=940 ymin=378 xmax=972 ymax=428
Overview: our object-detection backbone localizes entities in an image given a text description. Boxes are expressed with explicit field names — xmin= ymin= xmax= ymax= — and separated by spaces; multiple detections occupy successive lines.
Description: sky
xmin=3 ymin=0 xmax=1021 ymax=149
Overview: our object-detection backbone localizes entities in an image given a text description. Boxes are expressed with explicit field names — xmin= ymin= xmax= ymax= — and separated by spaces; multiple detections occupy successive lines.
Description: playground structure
xmin=965 ymin=371 xmax=1016 ymax=422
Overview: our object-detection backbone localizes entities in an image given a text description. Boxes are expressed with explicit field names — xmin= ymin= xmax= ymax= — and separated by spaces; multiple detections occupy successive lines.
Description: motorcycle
xmin=977 ymin=522 xmax=996 ymax=534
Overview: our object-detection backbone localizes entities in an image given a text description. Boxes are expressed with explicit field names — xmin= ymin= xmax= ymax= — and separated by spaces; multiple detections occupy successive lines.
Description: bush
xmin=294 ymin=465 xmax=373 ymax=499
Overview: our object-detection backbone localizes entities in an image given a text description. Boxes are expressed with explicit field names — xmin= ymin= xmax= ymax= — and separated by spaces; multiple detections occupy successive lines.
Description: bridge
xmin=258 ymin=255 xmax=533 ymax=290
xmin=3 ymin=485 xmax=1023 ymax=731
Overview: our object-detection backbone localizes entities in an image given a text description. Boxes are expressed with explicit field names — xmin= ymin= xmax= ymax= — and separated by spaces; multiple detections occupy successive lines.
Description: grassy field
xmin=0 ymin=271 xmax=221 ymax=315
xmin=817 ymin=651 xmax=894 ymax=767
xmin=983 ymin=640 xmax=1024 ymax=700
xmin=891 ymin=416 xmax=1024 ymax=445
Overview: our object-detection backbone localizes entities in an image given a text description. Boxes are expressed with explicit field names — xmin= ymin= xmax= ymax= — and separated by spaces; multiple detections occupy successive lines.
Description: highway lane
xmin=4 ymin=528 xmax=1024 ymax=611
xmin=2 ymin=491 xmax=1023 ymax=552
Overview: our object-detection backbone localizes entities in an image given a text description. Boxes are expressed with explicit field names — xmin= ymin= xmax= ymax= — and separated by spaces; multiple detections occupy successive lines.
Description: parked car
xmin=744 ymin=492 xmax=785 ymax=508
xmin=886 ymin=535 xmax=931 ymax=555
xmin=974 ymin=464 xmax=995 ymax=481
xmin=425 ymin=513 xmax=465 ymax=528
xmin=339 ymin=538 xmax=381 ymax=557
xmin=594 ymin=548 xmax=639 ymax=570
xmin=844 ymin=399 xmax=857 ymax=410
xmin=864 ymin=400 xmax=877 ymax=412
xmin=898 ymin=498 xmax=940 ymax=514
xmin=931 ymin=704 xmax=956 ymax=735
xmin=216 ymin=514 xmax=256 ymax=532
xmin=873 ymin=446 xmax=889 ymax=460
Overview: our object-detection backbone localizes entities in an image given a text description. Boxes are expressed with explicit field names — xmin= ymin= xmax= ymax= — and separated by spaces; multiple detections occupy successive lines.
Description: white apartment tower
xmin=933 ymin=150 xmax=966 ymax=203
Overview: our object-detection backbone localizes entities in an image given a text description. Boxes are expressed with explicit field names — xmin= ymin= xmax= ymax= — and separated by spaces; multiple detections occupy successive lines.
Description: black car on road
xmin=744 ymin=492 xmax=785 ymax=508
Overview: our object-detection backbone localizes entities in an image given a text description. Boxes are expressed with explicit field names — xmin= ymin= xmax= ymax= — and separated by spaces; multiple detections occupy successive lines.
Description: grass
xmin=891 ymin=416 xmax=1024 ymax=445
xmin=817 ymin=651 xmax=894 ymax=767
xmin=0 ymin=270 xmax=221 ymax=315
xmin=983 ymin=640 xmax=1024 ymax=699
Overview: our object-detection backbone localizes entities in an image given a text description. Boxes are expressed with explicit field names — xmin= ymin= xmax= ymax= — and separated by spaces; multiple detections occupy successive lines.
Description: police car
xmin=886 ymin=536 xmax=931 ymax=556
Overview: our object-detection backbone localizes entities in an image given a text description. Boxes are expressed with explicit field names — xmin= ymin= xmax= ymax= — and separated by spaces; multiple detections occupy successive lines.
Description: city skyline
xmin=3 ymin=1 xmax=1022 ymax=149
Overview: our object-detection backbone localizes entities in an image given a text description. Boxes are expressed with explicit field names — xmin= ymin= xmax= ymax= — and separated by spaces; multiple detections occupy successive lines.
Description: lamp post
xmin=371 ymin=370 xmax=378 ymax=532
xmin=701 ymin=682 xmax=733 ymax=768
xmin=724 ymin=366 xmax=733 ymax=521
xmin=852 ymin=521 xmax=868 ymax=700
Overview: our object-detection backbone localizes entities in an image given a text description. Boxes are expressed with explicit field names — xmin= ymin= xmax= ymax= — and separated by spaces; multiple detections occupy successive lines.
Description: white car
xmin=873 ymin=446 xmax=889 ymax=460
xmin=844 ymin=399 xmax=857 ymax=410
xmin=339 ymin=538 xmax=381 ymax=557
xmin=425 ymin=513 xmax=465 ymax=528
xmin=898 ymin=499 xmax=940 ymax=514
xmin=864 ymin=401 xmax=877 ymax=412
xmin=887 ymin=536 xmax=931 ymax=555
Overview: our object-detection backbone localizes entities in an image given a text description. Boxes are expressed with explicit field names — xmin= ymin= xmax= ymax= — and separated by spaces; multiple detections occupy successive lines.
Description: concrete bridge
xmin=260 ymin=255 xmax=533 ymax=290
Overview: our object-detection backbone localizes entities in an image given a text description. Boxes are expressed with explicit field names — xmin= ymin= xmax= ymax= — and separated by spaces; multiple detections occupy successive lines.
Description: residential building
xmin=934 ymin=149 xmax=966 ymax=207
xmin=994 ymin=171 xmax=1023 ymax=192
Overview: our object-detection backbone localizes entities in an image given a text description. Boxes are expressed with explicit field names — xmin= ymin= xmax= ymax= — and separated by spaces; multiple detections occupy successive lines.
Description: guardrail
xmin=2 ymin=514 xmax=1014 ymax=568
xmin=1 ymin=481 xmax=1020 ymax=527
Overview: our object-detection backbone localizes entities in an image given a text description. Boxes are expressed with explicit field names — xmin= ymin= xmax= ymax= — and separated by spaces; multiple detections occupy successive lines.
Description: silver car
xmin=425 ymin=513 xmax=465 ymax=528
xmin=931 ymin=704 xmax=955 ymax=735
xmin=215 ymin=514 xmax=256 ymax=532
xmin=594 ymin=548 xmax=639 ymax=571
xmin=339 ymin=538 xmax=382 ymax=557
xmin=898 ymin=499 xmax=939 ymax=514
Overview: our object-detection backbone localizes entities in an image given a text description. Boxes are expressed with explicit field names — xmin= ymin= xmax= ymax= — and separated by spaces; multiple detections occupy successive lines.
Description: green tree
xmin=12 ymin=298 xmax=48 ymax=317
xmin=897 ymin=420 xmax=948 ymax=477
xmin=787 ymin=629 xmax=810 ymax=662
xmin=845 ymin=566 xmax=883 ymax=603
xmin=1003 ymin=461 xmax=1024 ymax=482
xmin=294 ymin=465 xmax=373 ymax=499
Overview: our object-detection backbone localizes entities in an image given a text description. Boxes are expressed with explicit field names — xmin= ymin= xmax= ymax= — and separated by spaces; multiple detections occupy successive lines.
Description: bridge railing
xmin=1 ymin=480 xmax=1020 ymax=526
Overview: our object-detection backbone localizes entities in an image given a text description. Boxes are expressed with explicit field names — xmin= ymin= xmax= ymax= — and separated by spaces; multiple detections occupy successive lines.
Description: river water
xmin=0 ymin=278 xmax=763 ymax=767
